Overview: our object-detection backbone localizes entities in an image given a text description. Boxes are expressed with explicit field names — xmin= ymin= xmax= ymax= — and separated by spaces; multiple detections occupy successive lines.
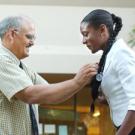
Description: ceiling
xmin=0 ymin=0 xmax=134 ymax=7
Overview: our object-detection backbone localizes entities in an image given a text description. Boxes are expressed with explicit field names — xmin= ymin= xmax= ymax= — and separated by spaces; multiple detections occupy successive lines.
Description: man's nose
xmin=30 ymin=40 xmax=34 ymax=46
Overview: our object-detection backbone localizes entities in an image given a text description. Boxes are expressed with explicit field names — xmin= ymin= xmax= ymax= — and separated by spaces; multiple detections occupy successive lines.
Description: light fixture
xmin=92 ymin=110 xmax=101 ymax=117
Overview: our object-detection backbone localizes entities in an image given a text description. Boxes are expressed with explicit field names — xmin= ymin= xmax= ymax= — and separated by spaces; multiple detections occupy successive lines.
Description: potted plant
xmin=128 ymin=26 xmax=135 ymax=48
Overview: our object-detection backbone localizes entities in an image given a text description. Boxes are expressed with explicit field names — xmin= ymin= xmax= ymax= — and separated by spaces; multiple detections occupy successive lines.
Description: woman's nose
xmin=82 ymin=37 xmax=87 ymax=44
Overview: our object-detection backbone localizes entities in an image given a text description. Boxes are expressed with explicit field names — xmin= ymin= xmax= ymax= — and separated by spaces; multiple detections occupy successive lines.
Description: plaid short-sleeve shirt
xmin=0 ymin=45 xmax=48 ymax=135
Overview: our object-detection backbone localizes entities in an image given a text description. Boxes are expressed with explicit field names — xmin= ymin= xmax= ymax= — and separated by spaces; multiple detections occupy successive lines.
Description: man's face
xmin=12 ymin=22 xmax=35 ymax=59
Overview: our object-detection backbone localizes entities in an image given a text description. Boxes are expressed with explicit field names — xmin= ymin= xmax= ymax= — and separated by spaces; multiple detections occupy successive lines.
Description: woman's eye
xmin=84 ymin=33 xmax=88 ymax=37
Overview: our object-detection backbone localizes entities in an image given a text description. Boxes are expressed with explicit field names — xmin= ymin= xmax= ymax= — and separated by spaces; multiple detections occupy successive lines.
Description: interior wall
xmin=0 ymin=5 xmax=134 ymax=45
xmin=0 ymin=5 xmax=134 ymax=73
xmin=0 ymin=0 xmax=135 ymax=7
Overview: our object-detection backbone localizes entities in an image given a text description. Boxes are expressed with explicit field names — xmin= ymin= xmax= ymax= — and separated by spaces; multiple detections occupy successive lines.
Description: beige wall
xmin=0 ymin=5 xmax=134 ymax=73
xmin=0 ymin=0 xmax=135 ymax=7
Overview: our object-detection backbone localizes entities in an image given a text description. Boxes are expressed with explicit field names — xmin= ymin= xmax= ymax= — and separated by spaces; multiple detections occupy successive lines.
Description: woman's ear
xmin=99 ymin=24 xmax=109 ymax=40
xmin=99 ymin=24 xmax=106 ymax=36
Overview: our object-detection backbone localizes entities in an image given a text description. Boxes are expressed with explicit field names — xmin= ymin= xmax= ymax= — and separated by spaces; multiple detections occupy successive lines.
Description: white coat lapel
xmin=103 ymin=53 xmax=113 ymax=74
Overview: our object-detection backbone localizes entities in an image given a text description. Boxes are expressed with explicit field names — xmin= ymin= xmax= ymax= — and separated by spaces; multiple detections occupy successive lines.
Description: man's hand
xmin=73 ymin=64 xmax=97 ymax=88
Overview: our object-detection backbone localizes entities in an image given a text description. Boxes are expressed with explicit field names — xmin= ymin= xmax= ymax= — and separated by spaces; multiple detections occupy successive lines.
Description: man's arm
xmin=15 ymin=64 xmax=97 ymax=104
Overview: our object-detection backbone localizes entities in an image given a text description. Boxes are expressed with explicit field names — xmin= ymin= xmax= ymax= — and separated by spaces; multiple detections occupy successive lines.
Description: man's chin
xmin=25 ymin=53 xmax=29 ymax=57
xmin=21 ymin=54 xmax=29 ymax=59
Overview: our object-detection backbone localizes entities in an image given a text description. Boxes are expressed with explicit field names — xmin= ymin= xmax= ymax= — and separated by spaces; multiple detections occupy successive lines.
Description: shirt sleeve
xmin=22 ymin=63 xmax=49 ymax=85
xmin=114 ymin=49 xmax=135 ymax=111
xmin=31 ymin=72 xmax=49 ymax=85
xmin=0 ymin=61 xmax=33 ymax=101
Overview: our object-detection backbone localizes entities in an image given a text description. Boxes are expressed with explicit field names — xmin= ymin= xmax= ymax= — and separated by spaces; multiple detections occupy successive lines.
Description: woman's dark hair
xmin=81 ymin=9 xmax=122 ymax=112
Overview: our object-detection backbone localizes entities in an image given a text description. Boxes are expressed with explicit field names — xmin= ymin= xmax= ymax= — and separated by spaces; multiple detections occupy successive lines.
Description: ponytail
xmin=90 ymin=12 xmax=123 ymax=112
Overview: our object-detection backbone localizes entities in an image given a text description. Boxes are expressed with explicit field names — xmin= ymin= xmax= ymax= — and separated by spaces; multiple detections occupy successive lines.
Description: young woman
xmin=80 ymin=9 xmax=135 ymax=135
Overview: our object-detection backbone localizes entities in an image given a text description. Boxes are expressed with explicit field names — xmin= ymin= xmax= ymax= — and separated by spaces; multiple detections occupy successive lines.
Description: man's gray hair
xmin=0 ymin=16 xmax=32 ymax=39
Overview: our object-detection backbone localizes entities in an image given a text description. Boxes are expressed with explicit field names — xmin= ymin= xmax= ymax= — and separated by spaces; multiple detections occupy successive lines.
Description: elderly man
xmin=0 ymin=16 xmax=97 ymax=135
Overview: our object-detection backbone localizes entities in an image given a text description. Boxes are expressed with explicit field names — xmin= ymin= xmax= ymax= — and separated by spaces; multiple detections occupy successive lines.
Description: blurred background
xmin=0 ymin=0 xmax=135 ymax=134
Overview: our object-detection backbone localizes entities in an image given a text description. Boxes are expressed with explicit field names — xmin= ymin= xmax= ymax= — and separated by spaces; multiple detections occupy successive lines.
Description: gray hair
xmin=0 ymin=16 xmax=32 ymax=39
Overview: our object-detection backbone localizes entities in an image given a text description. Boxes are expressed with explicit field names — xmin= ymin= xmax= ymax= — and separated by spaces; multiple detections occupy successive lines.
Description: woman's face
xmin=80 ymin=22 xmax=109 ymax=53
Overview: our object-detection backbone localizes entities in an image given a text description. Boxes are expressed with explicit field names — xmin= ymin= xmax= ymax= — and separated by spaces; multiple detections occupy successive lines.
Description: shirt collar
xmin=0 ymin=44 xmax=20 ymax=66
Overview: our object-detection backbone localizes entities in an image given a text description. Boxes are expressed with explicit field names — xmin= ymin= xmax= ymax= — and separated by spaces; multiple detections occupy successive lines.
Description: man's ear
xmin=3 ymin=29 xmax=16 ymax=45
xmin=6 ymin=28 xmax=16 ymax=41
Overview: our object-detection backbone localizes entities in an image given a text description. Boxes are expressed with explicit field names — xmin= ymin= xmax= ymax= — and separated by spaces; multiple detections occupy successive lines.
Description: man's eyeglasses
xmin=25 ymin=34 xmax=36 ymax=40
xmin=13 ymin=29 xmax=35 ymax=40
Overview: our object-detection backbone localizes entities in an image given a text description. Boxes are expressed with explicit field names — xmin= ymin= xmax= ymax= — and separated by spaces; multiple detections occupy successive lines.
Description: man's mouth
xmin=26 ymin=44 xmax=32 ymax=48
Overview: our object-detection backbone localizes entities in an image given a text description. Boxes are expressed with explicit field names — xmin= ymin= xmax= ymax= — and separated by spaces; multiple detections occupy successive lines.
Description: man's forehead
xmin=20 ymin=21 xmax=35 ymax=32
